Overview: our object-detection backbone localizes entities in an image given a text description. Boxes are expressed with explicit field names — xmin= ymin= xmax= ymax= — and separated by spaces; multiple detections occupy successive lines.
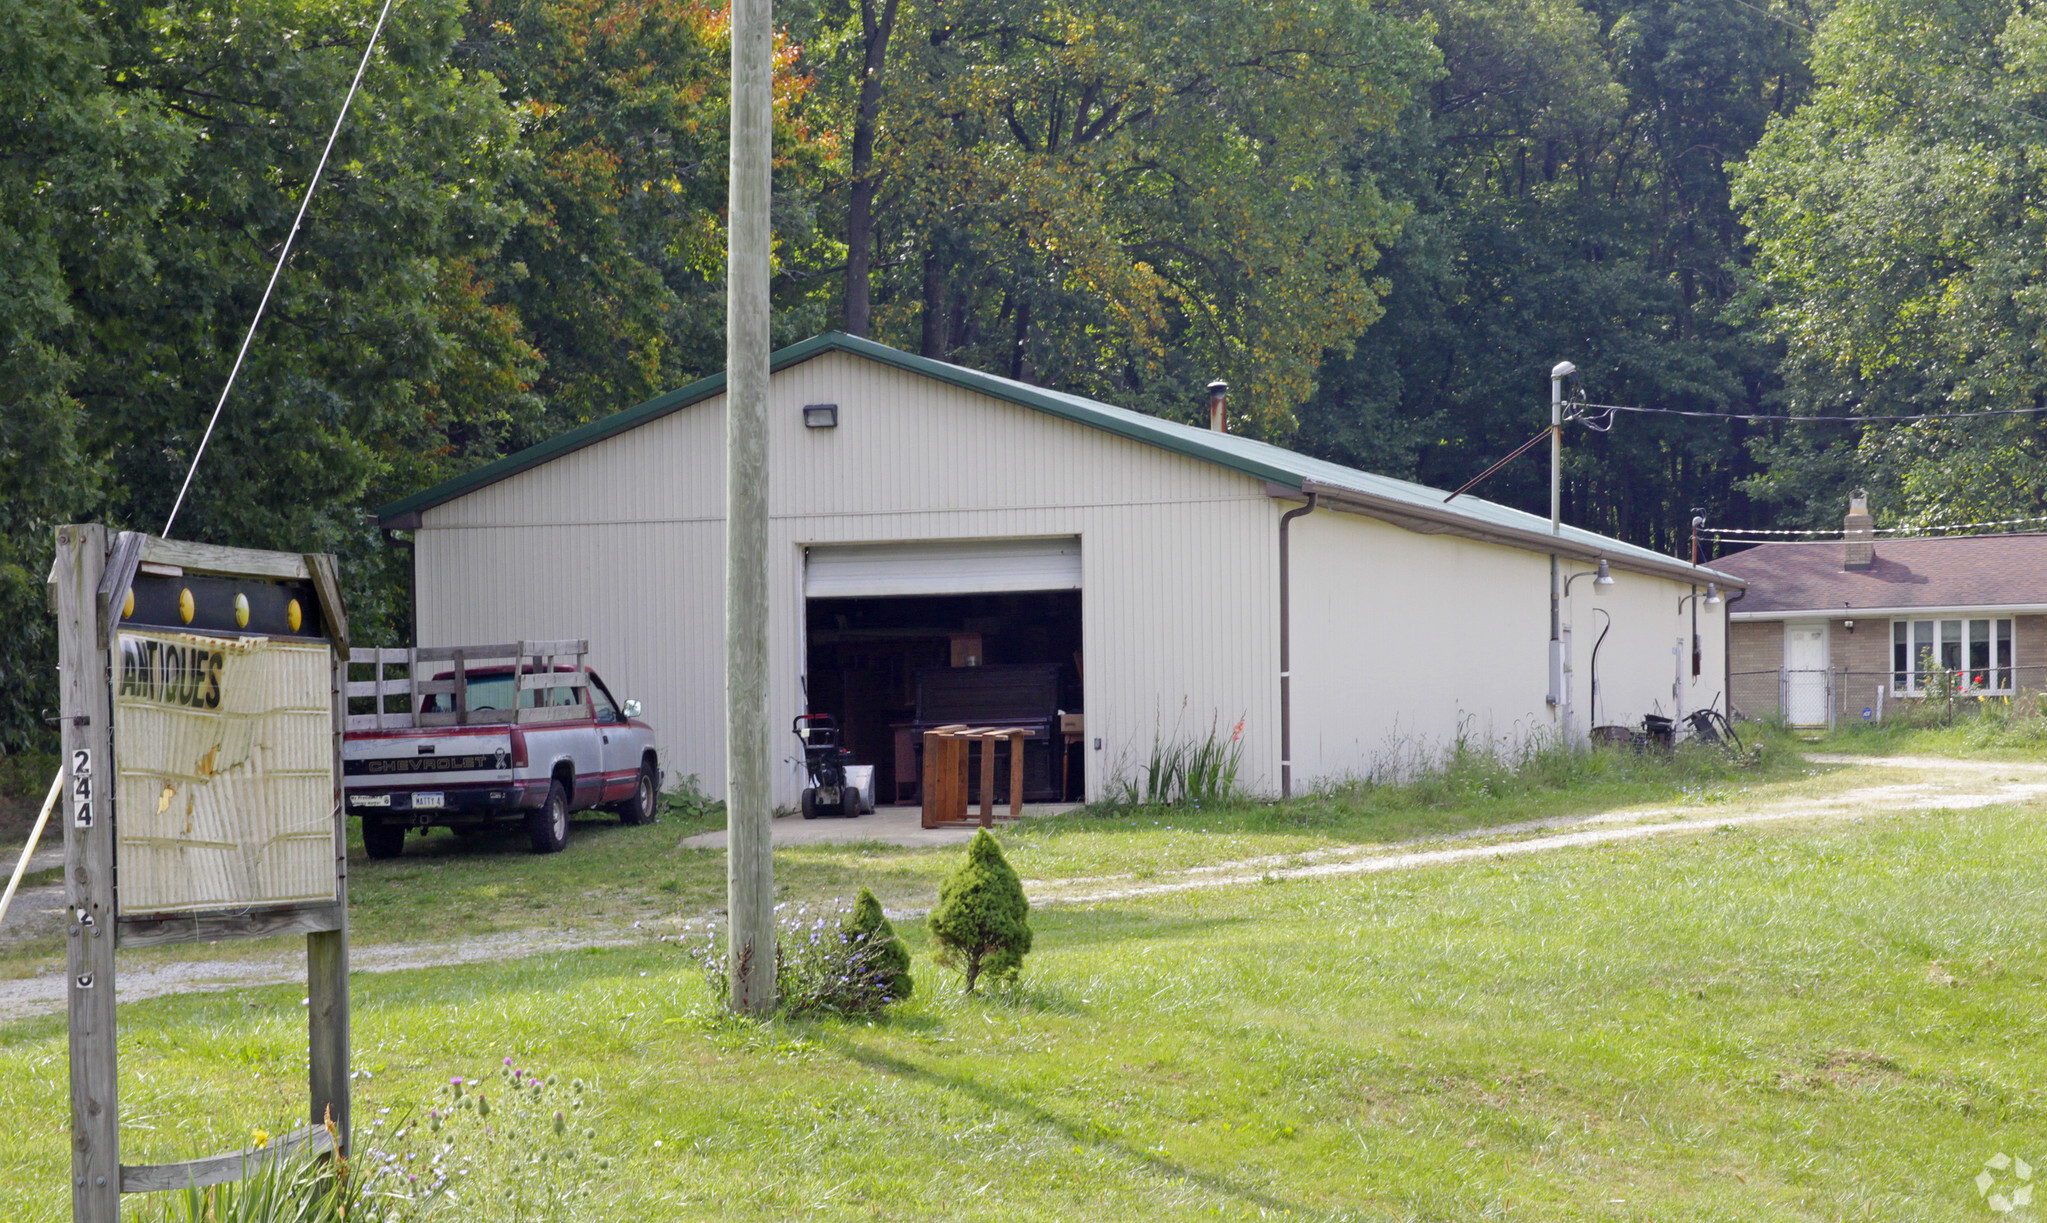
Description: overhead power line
xmin=1706 ymin=513 xmax=2047 ymax=538
xmin=1579 ymin=401 xmax=2047 ymax=424
xmin=161 ymin=0 xmax=399 ymax=539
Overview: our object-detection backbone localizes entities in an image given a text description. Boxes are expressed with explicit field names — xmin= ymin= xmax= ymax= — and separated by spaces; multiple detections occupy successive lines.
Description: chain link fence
xmin=1730 ymin=667 xmax=2047 ymax=726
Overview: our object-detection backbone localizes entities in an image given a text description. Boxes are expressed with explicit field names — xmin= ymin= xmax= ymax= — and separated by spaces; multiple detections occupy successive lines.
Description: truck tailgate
xmin=343 ymin=730 xmax=516 ymax=789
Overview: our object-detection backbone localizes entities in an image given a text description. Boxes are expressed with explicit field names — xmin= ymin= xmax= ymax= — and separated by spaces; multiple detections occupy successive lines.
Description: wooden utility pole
xmin=726 ymin=0 xmax=776 ymax=1015
xmin=54 ymin=524 xmax=118 ymax=1221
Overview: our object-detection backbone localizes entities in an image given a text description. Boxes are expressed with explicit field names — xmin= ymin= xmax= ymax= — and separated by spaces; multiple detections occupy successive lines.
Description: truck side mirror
xmin=622 ymin=699 xmax=642 ymax=719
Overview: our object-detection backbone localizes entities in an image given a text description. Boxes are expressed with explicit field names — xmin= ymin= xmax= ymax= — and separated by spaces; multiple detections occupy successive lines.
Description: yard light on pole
xmin=725 ymin=0 xmax=775 ymax=1016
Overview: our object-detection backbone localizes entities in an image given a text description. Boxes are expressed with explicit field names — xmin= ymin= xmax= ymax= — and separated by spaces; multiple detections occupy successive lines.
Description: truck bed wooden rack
xmin=346 ymin=640 xmax=590 ymax=730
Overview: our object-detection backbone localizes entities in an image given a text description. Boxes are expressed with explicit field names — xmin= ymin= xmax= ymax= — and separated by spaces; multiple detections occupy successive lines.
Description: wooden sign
xmin=51 ymin=527 xmax=351 ymax=1221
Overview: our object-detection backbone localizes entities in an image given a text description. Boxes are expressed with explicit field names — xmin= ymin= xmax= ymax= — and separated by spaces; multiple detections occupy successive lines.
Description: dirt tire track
xmin=0 ymin=754 xmax=2037 ymax=1021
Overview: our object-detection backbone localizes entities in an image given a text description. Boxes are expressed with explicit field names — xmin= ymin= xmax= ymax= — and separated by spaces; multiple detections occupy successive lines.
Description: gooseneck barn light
xmin=1564 ymin=558 xmax=1613 ymax=595
xmin=1677 ymin=582 xmax=1722 ymax=611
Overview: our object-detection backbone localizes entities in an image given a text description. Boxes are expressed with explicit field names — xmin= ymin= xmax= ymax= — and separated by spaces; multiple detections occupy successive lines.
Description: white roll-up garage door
xmin=804 ymin=537 xmax=1081 ymax=598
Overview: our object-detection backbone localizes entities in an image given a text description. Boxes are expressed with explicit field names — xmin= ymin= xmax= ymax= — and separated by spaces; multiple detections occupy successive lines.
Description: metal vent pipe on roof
xmin=1208 ymin=381 xmax=1228 ymax=433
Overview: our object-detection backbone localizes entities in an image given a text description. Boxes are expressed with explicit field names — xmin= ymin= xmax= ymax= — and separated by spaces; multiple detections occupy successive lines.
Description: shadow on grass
xmin=828 ymin=1037 xmax=1328 ymax=1218
xmin=1021 ymin=908 xmax=1250 ymax=953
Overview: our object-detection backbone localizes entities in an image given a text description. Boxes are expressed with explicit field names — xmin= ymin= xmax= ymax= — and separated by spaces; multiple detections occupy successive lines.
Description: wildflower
xmin=250 ymin=1129 xmax=271 ymax=1150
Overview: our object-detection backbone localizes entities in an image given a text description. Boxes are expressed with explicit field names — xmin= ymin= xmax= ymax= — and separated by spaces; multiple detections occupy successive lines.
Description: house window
xmin=1893 ymin=618 xmax=2013 ymax=693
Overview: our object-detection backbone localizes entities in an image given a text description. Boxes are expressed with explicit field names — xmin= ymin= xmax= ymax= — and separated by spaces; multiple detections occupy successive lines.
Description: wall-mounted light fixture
xmin=1844 ymin=619 xmax=1856 ymax=633
xmin=1564 ymin=557 xmax=1613 ymax=595
xmin=1676 ymin=581 xmax=1722 ymax=611
xmin=1675 ymin=581 xmax=1722 ymax=679
xmin=802 ymin=403 xmax=839 ymax=428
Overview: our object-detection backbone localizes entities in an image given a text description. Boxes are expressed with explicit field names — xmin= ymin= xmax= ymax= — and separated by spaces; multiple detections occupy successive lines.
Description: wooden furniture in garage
xmin=893 ymin=664 xmax=1065 ymax=804
xmin=920 ymin=725 xmax=1036 ymax=828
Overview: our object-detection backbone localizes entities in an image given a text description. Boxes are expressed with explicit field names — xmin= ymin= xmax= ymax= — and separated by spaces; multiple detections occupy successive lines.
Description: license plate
xmin=411 ymin=792 xmax=446 ymax=810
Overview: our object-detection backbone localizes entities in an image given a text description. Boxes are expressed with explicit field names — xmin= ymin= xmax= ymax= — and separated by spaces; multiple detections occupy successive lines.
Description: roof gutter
xmin=1729 ymin=603 xmax=2047 ymax=621
xmin=1291 ymin=479 xmax=1745 ymax=591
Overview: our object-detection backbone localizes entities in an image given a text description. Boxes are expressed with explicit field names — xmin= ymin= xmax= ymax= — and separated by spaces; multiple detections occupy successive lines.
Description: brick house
xmin=1712 ymin=494 xmax=2047 ymax=726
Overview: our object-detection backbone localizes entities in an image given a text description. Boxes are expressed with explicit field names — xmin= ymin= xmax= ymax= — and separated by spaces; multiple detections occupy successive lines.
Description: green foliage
xmin=842 ymin=886 xmax=914 ymax=1006
xmin=1823 ymin=686 xmax=2047 ymax=753
xmin=685 ymin=894 xmax=913 ymax=1015
xmin=124 ymin=1135 xmax=368 ymax=1223
xmin=660 ymin=773 xmax=724 ymax=826
xmin=120 ymin=1066 xmax=615 ymax=1221
xmin=1734 ymin=0 xmax=2047 ymax=529
xmin=927 ymin=829 xmax=1032 ymax=992
xmin=1109 ymin=715 xmax=1244 ymax=808
xmin=1306 ymin=724 xmax=1786 ymax=814
xmin=452 ymin=0 xmax=838 ymax=434
xmin=0 ymin=0 xmax=182 ymax=750
xmin=1299 ymin=0 xmax=1817 ymax=551
xmin=362 ymin=1062 xmax=614 ymax=1216
xmin=0 ymin=751 xmax=61 ymax=803
xmin=829 ymin=0 xmax=1438 ymax=428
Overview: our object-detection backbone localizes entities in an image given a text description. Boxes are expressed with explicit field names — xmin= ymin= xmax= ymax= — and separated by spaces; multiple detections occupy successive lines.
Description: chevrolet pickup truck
xmin=343 ymin=640 xmax=660 ymax=858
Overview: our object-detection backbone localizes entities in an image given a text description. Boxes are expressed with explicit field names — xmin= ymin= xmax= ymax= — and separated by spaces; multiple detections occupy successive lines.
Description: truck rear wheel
xmin=527 ymin=781 xmax=570 ymax=854
xmin=363 ymin=818 xmax=405 ymax=860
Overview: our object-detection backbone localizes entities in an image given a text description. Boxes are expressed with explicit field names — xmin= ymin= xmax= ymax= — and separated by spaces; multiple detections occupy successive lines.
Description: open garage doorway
xmin=803 ymin=538 xmax=1083 ymax=805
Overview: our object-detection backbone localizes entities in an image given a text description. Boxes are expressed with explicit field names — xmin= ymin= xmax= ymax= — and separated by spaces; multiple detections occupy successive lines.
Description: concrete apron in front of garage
xmin=681 ymin=803 xmax=1080 ymax=850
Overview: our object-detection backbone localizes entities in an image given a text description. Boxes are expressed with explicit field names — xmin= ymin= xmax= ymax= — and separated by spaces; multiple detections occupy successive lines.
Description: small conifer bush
xmin=928 ymin=829 xmax=1032 ymax=992
xmin=843 ymin=886 xmax=914 ymax=1005
xmin=685 ymin=894 xmax=910 ymax=1015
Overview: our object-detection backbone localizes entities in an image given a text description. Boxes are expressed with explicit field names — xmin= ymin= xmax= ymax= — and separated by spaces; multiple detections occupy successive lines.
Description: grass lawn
xmin=1793 ymin=696 xmax=2047 ymax=762
xmin=3 ymin=773 xmax=2043 ymax=1219
xmin=0 ymin=737 xmax=1819 ymax=982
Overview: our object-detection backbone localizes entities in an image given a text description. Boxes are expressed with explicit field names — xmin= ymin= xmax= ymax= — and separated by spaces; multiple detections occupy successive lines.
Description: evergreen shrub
xmin=686 ymin=894 xmax=911 ymax=1015
xmin=928 ymin=829 xmax=1032 ymax=992
xmin=843 ymin=886 xmax=913 ymax=1005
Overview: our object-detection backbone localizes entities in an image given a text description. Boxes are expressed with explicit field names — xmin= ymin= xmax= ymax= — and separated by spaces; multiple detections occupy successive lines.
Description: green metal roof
xmin=377 ymin=331 xmax=1741 ymax=587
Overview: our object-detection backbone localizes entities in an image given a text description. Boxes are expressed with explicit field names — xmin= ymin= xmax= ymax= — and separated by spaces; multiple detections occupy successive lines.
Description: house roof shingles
xmin=1712 ymin=533 xmax=2047 ymax=615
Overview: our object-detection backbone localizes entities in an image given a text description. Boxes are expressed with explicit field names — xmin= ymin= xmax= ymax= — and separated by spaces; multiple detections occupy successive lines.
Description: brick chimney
xmin=1843 ymin=490 xmax=1875 ymax=569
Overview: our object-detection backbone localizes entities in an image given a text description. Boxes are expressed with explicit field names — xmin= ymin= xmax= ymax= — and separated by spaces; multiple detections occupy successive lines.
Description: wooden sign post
xmin=49 ymin=526 xmax=351 ymax=1219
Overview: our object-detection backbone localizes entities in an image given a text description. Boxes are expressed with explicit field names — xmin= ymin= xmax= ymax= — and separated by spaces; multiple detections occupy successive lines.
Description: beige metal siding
xmin=419 ymin=351 xmax=1280 ymax=804
xmin=1286 ymin=508 xmax=1728 ymax=784
xmin=1558 ymin=562 xmax=1729 ymax=734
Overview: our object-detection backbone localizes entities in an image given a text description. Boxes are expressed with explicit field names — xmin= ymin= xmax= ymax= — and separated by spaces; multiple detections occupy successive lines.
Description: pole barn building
xmin=377 ymin=333 xmax=1743 ymax=806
